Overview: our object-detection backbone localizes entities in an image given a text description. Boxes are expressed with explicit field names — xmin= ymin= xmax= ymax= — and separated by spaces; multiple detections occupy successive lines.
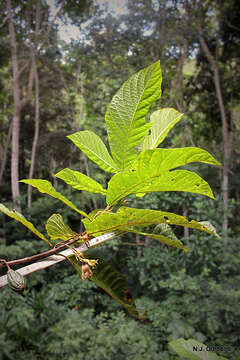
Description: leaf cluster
xmin=0 ymin=61 xmax=220 ymax=317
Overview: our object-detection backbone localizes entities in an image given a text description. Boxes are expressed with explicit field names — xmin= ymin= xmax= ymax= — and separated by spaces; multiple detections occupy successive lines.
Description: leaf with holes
xmin=106 ymin=147 xmax=220 ymax=205
xmin=67 ymin=131 xmax=117 ymax=173
xmin=55 ymin=168 xmax=107 ymax=195
xmin=0 ymin=203 xmax=51 ymax=246
xmin=82 ymin=207 xmax=219 ymax=240
xmin=46 ymin=213 xmax=77 ymax=241
xmin=105 ymin=61 xmax=162 ymax=171
xmin=20 ymin=179 xmax=89 ymax=218
xmin=199 ymin=221 xmax=219 ymax=238
xmin=142 ymin=108 xmax=183 ymax=150
xmin=68 ymin=254 xmax=146 ymax=319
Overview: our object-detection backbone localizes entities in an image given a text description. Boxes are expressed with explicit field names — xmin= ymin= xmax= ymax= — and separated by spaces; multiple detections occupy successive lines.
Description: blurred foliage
xmin=0 ymin=194 xmax=239 ymax=359
xmin=0 ymin=0 xmax=240 ymax=358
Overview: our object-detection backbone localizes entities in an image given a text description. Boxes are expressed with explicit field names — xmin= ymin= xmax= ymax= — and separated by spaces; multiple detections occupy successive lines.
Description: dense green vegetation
xmin=0 ymin=0 xmax=239 ymax=359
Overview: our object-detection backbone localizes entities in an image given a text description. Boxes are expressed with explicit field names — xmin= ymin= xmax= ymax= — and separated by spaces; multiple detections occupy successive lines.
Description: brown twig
xmin=0 ymin=259 xmax=11 ymax=271
xmin=0 ymin=231 xmax=119 ymax=289
xmin=0 ymin=235 xmax=83 ymax=269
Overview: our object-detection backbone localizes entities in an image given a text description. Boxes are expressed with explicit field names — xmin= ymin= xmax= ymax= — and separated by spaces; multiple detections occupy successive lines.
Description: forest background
xmin=0 ymin=0 xmax=239 ymax=359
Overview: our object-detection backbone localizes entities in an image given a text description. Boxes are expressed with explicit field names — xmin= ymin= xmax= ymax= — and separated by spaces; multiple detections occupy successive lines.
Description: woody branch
xmin=0 ymin=232 xmax=118 ymax=289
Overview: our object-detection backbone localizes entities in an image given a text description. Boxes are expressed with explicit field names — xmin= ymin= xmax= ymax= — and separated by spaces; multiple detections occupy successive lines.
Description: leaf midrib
xmin=108 ymin=147 xmax=216 ymax=205
xmin=108 ymin=168 xmax=178 ymax=205
xmin=88 ymin=219 xmax=168 ymax=235
xmin=87 ymin=215 xmax=214 ymax=237
xmin=121 ymin=72 xmax=145 ymax=170
xmin=151 ymin=111 xmax=182 ymax=148
xmin=79 ymin=141 xmax=117 ymax=172
xmin=68 ymin=172 xmax=107 ymax=194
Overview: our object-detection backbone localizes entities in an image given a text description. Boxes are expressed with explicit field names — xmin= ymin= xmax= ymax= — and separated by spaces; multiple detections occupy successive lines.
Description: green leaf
xmin=153 ymin=222 xmax=179 ymax=240
xmin=20 ymin=179 xmax=89 ymax=218
xmin=106 ymin=147 xmax=220 ymax=205
xmin=46 ymin=213 xmax=77 ymax=241
xmin=107 ymin=169 xmax=213 ymax=205
xmin=105 ymin=61 xmax=162 ymax=171
xmin=83 ymin=207 xmax=219 ymax=239
xmin=142 ymin=108 xmax=183 ymax=150
xmin=55 ymin=168 xmax=107 ymax=195
xmin=67 ymin=131 xmax=117 ymax=173
xmin=0 ymin=203 xmax=51 ymax=246
xmin=199 ymin=221 xmax=219 ymax=238
xmin=129 ymin=229 xmax=189 ymax=252
xmin=68 ymin=254 xmax=145 ymax=319
xmin=169 ymin=338 xmax=228 ymax=360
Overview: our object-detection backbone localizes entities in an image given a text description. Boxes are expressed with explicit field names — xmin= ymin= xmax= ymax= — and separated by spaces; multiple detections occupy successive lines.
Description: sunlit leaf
xmin=83 ymin=206 xmax=219 ymax=239
xmin=108 ymin=169 xmax=214 ymax=205
xmin=106 ymin=147 xmax=220 ymax=205
xmin=0 ymin=203 xmax=50 ymax=246
xmin=20 ymin=179 xmax=89 ymax=218
xmin=105 ymin=61 xmax=162 ymax=170
xmin=169 ymin=338 xmax=228 ymax=360
xmin=68 ymin=254 xmax=145 ymax=319
xmin=55 ymin=168 xmax=107 ymax=195
xmin=67 ymin=131 xmax=117 ymax=173
xmin=46 ymin=213 xmax=77 ymax=241
xmin=142 ymin=108 xmax=183 ymax=150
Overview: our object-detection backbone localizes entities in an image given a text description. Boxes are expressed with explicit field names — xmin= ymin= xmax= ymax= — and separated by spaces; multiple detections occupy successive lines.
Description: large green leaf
xmin=46 ymin=213 xmax=77 ymax=241
xmin=83 ymin=207 xmax=219 ymax=239
xmin=68 ymin=254 xmax=145 ymax=319
xmin=106 ymin=147 xmax=220 ymax=205
xmin=67 ymin=131 xmax=117 ymax=173
xmin=55 ymin=168 xmax=107 ymax=195
xmin=20 ymin=179 xmax=89 ymax=218
xmin=105 ymin=61 xmax=162 ymax=171
xmin=169 ymin=338 xmax=228 ymax=360
xmin=142 ymin=108 xmax=183 ymax=150
xmin=107 ymin=169 xmax=213 ymax=205
xmin=0 ymin=203 xmax=51 ymax=246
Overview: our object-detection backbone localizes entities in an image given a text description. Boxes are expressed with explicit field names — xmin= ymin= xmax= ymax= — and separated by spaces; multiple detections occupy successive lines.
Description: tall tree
xmin=2 ymin=0 xmax=67 ymax=205
xmin=193 ymin=0 xmax=236 ymax=237
xmin=6 ymin=0 xmax=31 ymax=205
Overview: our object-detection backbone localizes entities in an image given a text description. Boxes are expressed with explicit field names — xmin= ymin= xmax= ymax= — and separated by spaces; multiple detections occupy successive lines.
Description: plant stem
xmin=0 ymin=231 xmax=118 ymax=289
xmin=0 ymin=236 xmax=82 ymax=269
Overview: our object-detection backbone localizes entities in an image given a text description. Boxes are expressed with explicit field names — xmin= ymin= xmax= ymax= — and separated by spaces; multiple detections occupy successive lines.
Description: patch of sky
xmin=46 ymin=0 xmax=128 ymax=43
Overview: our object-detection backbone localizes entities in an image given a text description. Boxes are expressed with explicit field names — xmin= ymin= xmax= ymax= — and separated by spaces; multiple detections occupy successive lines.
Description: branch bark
xmin=0 ymin=232 xmax=118 ymax=289
xmin=41 ymin=0 xmax=66 ymax=49
xmin=0 ymin=14 xmax=9 ymax=28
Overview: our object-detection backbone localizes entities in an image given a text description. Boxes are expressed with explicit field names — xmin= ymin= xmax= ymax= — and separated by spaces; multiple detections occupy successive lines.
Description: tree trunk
xmin=27 ymin=0 xmax=41 ymax=208
xmin=199 ymin=33 xmax=230 ymax=238
xmin=27 ymin=62 xmax=39 ymax=208
xmin=5 ymin=0 xmax=65 ymax=205
xmin=171 ymin=39 xmax=190 ymax=239
xmin=7 ymin=0 xmax=21 ymax=205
